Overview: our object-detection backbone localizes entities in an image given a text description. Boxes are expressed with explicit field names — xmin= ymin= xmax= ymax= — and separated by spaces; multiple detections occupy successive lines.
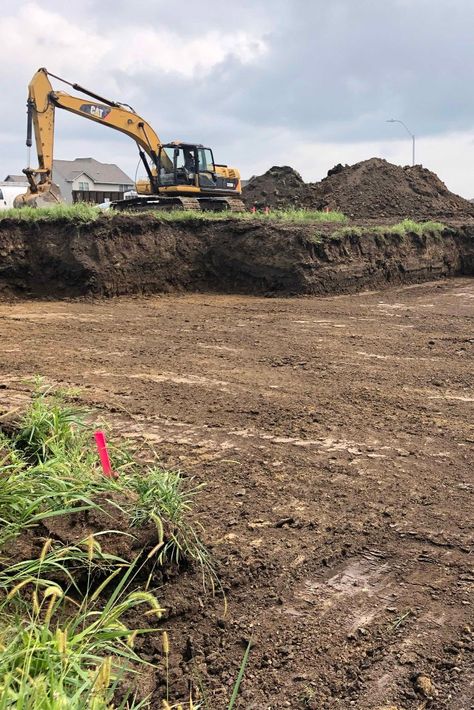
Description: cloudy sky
xmin=2 ymin=0 xmax=473 ymax=196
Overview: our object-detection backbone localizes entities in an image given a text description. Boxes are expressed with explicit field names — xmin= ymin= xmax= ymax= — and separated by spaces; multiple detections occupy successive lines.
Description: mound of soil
xmin=242 ymin=166 xmax=313 ymax=209
xmin=243 ymin=158 xmax=474 ymax=220
xmin=311 ymin=158 xmax=474 ymax=219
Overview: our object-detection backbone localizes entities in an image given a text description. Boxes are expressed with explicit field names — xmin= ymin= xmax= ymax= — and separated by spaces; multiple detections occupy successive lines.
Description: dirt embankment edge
xmin=0 ymin=216 xmax=473 ymax=298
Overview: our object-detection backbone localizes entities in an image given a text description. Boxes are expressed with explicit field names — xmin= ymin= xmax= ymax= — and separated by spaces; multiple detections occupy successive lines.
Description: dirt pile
xmin=243 ymin=158 xmax=474 ymax=220
xmin=242 ymin=166 xmax=313 ymax=209
xmin=311 ymin=158 xmax=474 ymax=219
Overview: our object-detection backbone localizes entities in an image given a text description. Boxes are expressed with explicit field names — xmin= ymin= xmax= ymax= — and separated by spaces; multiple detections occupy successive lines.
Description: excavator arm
xmin=18 ymin=68 xmax=168 ymax=206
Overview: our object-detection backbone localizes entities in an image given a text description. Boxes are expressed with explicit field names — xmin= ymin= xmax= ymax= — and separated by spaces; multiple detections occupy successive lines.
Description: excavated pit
xmin=0 ymin=215 xmax=473 ymax=299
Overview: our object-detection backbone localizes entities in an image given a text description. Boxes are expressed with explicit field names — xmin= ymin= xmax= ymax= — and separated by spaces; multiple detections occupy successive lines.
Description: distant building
xmin=4 ymin=174 xmax=28 ymax=184
xmin=53 ymin=158 xmax=134 ymax=204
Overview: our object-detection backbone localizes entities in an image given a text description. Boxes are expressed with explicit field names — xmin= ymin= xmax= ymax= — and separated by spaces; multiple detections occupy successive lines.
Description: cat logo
xmin=79 ymin=103 xmax=111 ymax=120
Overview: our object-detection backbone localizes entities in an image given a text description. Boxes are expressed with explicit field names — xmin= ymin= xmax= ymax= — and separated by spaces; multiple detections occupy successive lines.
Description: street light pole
xmin=386 ymin=119 xmax=416 ymax=166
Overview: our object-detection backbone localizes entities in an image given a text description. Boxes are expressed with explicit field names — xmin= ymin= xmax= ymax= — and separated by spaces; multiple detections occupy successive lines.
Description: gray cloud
xmin=2 ymin=0 xmax=473 ymax=195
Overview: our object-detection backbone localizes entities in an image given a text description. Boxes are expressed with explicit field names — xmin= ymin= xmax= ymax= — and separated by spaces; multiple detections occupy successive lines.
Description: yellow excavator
xmin=15 ymin=68 xmax=244 ymax=211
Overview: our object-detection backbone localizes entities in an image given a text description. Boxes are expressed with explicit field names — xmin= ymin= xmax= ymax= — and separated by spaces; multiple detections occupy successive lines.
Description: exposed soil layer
xmin=243 ymin=159 xmax=474 ymax=220
xmin=0 ymin=281 xmax=473 ymax=708
xmin=0 ymin=215 xmax=473 ymax=298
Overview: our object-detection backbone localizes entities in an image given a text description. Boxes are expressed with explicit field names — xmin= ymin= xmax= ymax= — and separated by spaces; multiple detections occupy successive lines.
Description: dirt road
xmin=0 ymin=279 xmax=473 ymax=708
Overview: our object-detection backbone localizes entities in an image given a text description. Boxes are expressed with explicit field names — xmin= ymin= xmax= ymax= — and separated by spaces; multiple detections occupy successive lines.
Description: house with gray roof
xmin=4 ymin=174 xmax=28 ymax=184
xmin=53 ymin=158 xmax=134 ymax=204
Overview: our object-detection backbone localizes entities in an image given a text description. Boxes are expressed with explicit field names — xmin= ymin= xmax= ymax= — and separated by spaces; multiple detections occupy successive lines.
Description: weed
xmin=331 ymin=220 xmax=446 ymax=240
xmin=0 ymin=203 xmax=347 ymax=225
xmin=0 ymin=385 xmax=213 ymax=580
xmin=0 ymin=385 xmax=210 ymax=707
xmin=13 ymin=386 xmax=87 ymax=463
xmin=0 ymin=203 xmax=102 ymax=223
xmin=0 ymin=554 xmax=164 ymax=708
xmin=303 ymin=232 xmax=324 ymax=245
xmin=228 ymin=641 xmax=252 ymax=710
xmin=390 ymin=609 xmax=413 ymax=631
xmin=299 ymin=684 xmax=317 ymax=706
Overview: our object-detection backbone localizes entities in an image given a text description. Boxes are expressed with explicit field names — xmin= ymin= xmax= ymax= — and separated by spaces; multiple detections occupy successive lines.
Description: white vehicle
xmin=0 ymin=183 xmax=28 ymax=209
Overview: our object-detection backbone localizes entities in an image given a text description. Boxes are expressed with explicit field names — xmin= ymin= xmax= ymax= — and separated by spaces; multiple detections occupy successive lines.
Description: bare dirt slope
xmin=0 ymin=216 xmax=473 ymax=298
xmin=0 ymin=281 xmax=473 ymax=708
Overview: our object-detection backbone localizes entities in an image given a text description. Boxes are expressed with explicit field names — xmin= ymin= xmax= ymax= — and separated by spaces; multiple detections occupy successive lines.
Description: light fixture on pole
xmin=386 ymin=119 xmax=416 ymax=166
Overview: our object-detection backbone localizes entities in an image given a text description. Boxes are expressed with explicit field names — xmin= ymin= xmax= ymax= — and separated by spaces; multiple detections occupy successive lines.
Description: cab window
xmin=161 ymin=147 xmax=175 ymax=173
xmin=198 ymin=149 xmax=214 ymax=173
xmin=0 ymin=189 xmax=3 ymax=200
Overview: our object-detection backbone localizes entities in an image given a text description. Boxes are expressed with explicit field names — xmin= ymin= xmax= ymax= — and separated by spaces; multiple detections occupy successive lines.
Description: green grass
xmin=0 ymin=565 xmax=161 ymax=709
xmin=0 ymin=385 xmax=257 ymax=707
xmin=0 ymin=385 xmax=212 ymax=707
xmin=0 ymin=204 xmax=102 ymax=223
xmin=0 ymin=385 xmax=213 ymax=577
xmin=0 ymin=203 xmax=347 ymax=224
xmin=152 ymin=208 xmax=348 ymax=224
xmin=0 ymin=205 xmax=448 ymax=234
xmin=385 ymin=219 xmax=446 ymax=235
xmin=331 ymin=218 xmax=446 ymax=240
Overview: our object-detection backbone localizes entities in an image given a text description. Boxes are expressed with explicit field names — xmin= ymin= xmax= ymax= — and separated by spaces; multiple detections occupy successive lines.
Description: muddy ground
xmin=0 ymin=280 xmax=473 ymax=708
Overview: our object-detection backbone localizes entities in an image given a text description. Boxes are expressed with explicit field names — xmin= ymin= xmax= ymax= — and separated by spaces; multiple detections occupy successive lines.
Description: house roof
xmin=53 ymin=158 xmax=133 ymax=185
xmin=4 ymin=174 xmax=28 ymax=183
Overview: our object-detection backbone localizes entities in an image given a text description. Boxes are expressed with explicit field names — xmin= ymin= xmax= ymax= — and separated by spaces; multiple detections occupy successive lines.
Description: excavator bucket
xmin=14 ymin=183 xmax=63 ymax=209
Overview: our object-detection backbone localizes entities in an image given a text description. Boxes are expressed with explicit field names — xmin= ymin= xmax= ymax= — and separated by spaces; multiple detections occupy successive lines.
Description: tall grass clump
xmin=0 ymin=384 xmax=213 ymax=707
xmin=0 ymin=559 xmax=163 ymax=708
xmin=153 ymin=207 xmax=347 ymax=224
xmin=0 ymin=203 xmax=102 ymax=223
xmin=0 ymin=384 xmax=213 ymax=578
xmin=331 ymin=219 xmax=446 ymax=240
xmin=0 ymin=203 xmax=347 ymax=224
xmin=385 ymin=218 xmax=445 ymax=235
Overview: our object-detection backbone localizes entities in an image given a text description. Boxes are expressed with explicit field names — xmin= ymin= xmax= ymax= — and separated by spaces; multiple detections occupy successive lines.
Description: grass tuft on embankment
xmin=0 ymin=203 xmax=102 ymax=222
xmin=154 ymin=208 xmax=348 ymax=224
xmin=386 ymin=218 xmax=446 ymax=235
xmin=0 ymin=203 xmax=347 ymax=224
xmin=331 ymin=218 xmax=446 ymax=240
xmin=0 ymin=384 xmax=211 ymax=707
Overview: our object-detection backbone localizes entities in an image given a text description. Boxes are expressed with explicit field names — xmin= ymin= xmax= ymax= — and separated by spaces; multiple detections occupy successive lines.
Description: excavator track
xmin=178 ymin=197 xmax=201 ymax=210
xmin=112 ymin=196 xmax=200 ymax=211
xmin=222 ymin=198 xmax=246 ymax=212
xmin=112 ymin=195 xmax=246 ymax=213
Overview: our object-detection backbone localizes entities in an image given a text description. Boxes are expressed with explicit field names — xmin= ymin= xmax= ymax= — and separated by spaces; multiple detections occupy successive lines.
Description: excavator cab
xmin=156 ymin=143 xmax=239 ymax=198
xmin=157 ymin=143 xmax=217 ymax=189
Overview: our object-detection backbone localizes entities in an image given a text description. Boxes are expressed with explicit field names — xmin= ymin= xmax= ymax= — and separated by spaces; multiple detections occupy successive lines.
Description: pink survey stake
xmin=94 ymin=431 xmax=116 ymax=478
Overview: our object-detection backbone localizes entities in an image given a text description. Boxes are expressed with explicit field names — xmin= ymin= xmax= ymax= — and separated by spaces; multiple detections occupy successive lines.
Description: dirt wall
xmin=0 ymin=216 xmax=473 ymax=298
